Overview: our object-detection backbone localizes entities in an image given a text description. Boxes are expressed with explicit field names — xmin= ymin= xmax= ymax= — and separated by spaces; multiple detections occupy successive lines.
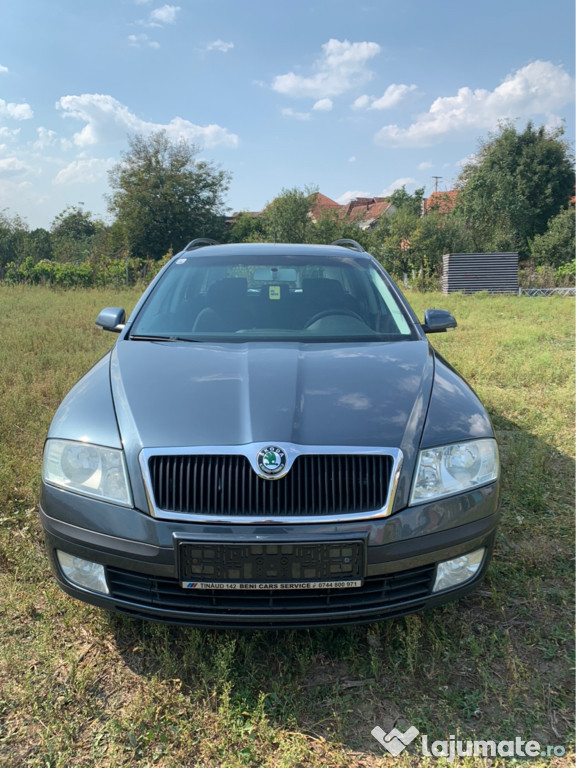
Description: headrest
xmin=207 ymin=278 xmax=248 ymax=305
xmin=302 ymin=278 xmax=346 ymax=301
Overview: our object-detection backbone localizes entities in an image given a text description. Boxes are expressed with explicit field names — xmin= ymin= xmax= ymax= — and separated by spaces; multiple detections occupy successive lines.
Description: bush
xmin=1 ymin=254 xmax=168 ymax=289
xmin=519 ymin=261 xmax=575 ymax=289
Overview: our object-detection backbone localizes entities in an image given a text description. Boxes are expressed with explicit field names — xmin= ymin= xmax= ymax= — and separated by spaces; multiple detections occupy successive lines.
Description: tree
xmin=372 ymin=206 xmax=420 ymax=275
xmin=107 ymin=131 xmax=231 ymax=260
xmin=529 ymin=207 xmax=575 ymax=268
xmin=0 ymin=210 xmax=29 ymax=276
xmin=51 ymin=205 xmax=100 ymax=241
xmin=50 ymin=205 xmax=102 ymax=263
xmin=308 ymin=208 xmax=343 ymax=245
xmin=226 ymin=211 xmax=266 ymax=243
xmin=409 ymin=211 xmax=468 ymax=276
xmin=261 ymin=187 xmax=317 ymax=243
xmin=370 ymin=188 xmax=425 ymax=274
xmin=15 ymin=227 xmax=52 ymax=264
xmin=454 ymin=122 xmax=574 ymax=259
xmin=386 ymin=186 xmax=425 ymax=216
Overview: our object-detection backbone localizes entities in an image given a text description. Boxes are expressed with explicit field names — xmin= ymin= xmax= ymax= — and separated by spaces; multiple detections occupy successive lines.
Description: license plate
xmin=176 ymin=540 xmax=365 ymax=590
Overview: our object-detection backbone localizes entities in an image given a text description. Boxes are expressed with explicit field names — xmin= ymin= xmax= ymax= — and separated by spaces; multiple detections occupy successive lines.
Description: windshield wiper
xmin=129 ymin=334 xmax=201 ymax=342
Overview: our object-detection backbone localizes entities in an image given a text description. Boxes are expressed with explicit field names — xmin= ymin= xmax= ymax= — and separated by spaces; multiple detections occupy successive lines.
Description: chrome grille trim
xmin=139 ymin=444 xmax=403 ymax=524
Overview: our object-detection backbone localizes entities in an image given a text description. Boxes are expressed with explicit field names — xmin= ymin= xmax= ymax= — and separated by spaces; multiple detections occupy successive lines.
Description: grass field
xmin=0 ymin=285 xmax=574 ymax=767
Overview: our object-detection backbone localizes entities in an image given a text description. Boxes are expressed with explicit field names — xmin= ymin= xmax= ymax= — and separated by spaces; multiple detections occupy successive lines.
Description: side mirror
xmin=422 ymin=308 xmax=457 ymax=334
xmin=96 ymin=307 xmax=126 ymax=333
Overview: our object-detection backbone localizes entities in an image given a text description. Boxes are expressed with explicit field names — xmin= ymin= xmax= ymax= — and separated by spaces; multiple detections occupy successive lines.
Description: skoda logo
xmin=257 ymin=445 xmax=287 ymax=477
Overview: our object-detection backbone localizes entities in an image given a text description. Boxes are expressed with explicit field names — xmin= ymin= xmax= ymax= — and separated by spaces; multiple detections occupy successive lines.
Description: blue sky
xmin=0 ymin=0 xmax=574 ymax=229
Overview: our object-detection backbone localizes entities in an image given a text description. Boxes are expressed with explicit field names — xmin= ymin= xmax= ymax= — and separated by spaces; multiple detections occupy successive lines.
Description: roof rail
xmin=331 ymin=239 xmax=365 ymax=253
xmin=184 ymin=238 xmax=220 ymax=251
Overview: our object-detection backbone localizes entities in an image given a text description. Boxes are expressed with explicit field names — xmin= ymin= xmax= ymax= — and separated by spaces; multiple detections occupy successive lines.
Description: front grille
xmin=148 ymin=454 xmax=393 ymax=518
xmin=106 ymin=563 xmax=435 ymax=622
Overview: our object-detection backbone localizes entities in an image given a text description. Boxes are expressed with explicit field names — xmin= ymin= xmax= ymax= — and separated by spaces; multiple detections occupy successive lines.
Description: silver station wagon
xmin=39 ymin=239 xmax=500 ymax=628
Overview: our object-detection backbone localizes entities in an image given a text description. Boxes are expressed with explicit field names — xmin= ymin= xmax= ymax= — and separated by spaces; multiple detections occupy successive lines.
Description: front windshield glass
xmin=130 ymin=253 xmax=415 ymax=342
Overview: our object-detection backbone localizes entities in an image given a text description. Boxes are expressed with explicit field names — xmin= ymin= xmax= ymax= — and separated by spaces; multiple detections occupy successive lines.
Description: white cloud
xmin=348 ymin=156 xmax=356 ymax=163
xmin=0 ymin=64 xmax=8 ymax=74
xmin=148 ymin=4 xmax=180 ymax=25
xmin=336 ymin=190 xmax=370 ymax=205
xmin=206 ymin=40 xmax=234 ymax=53
xmin=352 ymin=94 xmax=370 ymax=110
xmin=375 ymin=61 xmax=575 ymax=147
xmin=0 ymin=126 xmax=21 ymax=140
xmin=0 ymin=99 xmax=33 ymax=121
xmin=354 ymin=83 xmax=417 ymax=110
xmin=371 ymin=84 xmax=417 ymax=109
xmin=418 ymin=161 xmax=433 ymax=170
xmin=56 ymin=93 xmax=239 ymax=149
xmin=281 ymin=108 xmax=311 ymax=121
xmin=54 ymin=157 xmax=115 ymax=185
xmin=128 ymin=33 xmax=160 ymax=49
xmin=313 ymin=98 xmax=333 ymax=112
xmin=32 ymin=127 xmax=59 ymax=150
xmin=379 ymin=177 xmax=419 ymax=196
xmin=272 ymin=39 xmax=381 ymax=99
xmin=0 ymin=157 xmax=30 ymax=175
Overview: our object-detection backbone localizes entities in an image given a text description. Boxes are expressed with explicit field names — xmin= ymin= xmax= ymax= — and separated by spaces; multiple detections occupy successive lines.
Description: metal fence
xmin=442 ymin=253 xmax=519 ymax=294
xmin=518 ymin=288 xmax=576 ymax=297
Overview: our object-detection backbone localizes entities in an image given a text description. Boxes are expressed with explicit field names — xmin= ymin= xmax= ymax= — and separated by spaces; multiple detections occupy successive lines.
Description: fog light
xmin=433 ymin=548 xmax=485 ymax=593
xmin=56 ymin=551 xmax=109 ymax=594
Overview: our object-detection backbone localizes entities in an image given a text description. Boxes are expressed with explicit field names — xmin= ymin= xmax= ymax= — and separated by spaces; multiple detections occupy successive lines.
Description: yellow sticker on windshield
xmin=269 ymin=286 xmax=281 ymax=300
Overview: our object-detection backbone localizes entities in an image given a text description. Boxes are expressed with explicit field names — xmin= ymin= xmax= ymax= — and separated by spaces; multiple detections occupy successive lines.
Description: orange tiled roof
xmin=346 ymin=198 xmax=391 ymax=217
xmin=424 ymin=190 xmax=458 ymax=214
xmin=342 ymin=197 xmax=393 ymax=227
xmin=310 ymin=192 xmax=341 ymax=219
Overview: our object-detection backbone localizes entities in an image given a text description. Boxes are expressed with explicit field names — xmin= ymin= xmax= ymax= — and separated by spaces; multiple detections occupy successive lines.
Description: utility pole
xmin=432 ymin=176 xmax=443 ymax=194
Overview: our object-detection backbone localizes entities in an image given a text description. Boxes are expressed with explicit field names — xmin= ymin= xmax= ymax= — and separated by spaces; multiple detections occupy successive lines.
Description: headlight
xmin=410 ymin=438 xmax=499 ymax=505
xmin=43 ymin=439 xmax=132 ymax=506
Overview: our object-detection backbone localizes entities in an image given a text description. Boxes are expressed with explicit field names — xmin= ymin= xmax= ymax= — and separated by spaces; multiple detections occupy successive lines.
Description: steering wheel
xmin=304 ymin=309 xmax=365 ymax=328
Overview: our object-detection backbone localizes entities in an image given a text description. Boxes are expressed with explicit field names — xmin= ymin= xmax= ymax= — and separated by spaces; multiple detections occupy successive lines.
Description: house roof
xmin=309 ymin=193 xmax=394 ymax=227
xmin=424 ymin=190 xmax=458 ymax=214
xmin=344 ymin=197 xmax=392 ymax=219
xmin=309 ymin=192 xmax=342 ymax=219
xmin=340 ymin=197 xmax=394 ymax=229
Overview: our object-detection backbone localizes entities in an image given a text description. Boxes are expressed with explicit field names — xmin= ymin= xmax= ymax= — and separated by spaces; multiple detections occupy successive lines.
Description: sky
xmin=0 ymin=0 xmax=574 ymax=230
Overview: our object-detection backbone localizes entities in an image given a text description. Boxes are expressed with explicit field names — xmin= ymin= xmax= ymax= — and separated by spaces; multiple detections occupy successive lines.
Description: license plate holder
xmin=176 ymin=538 xmax=366 ymax=590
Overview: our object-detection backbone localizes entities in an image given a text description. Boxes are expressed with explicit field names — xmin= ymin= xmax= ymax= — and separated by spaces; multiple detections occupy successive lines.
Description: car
xmin=39 ymin=239 xmax=500 ymax=628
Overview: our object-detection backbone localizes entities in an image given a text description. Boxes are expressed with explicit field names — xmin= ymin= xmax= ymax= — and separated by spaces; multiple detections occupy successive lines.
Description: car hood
xmin=109 ymin=339 xmax=434 ymax=451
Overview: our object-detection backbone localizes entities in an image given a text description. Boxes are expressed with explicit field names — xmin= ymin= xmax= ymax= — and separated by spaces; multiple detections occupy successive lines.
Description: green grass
xmin=0 ymin=286 xmax=574 ymax=767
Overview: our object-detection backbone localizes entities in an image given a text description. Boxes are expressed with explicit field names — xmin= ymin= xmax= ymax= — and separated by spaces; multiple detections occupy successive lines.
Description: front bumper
xmin=39 ymin=481 xmax=500 ymax=628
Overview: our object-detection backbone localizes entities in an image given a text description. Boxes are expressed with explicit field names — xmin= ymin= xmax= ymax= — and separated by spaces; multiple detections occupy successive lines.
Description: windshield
xmin=129 ymin=252 xmax=416 ymax=342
